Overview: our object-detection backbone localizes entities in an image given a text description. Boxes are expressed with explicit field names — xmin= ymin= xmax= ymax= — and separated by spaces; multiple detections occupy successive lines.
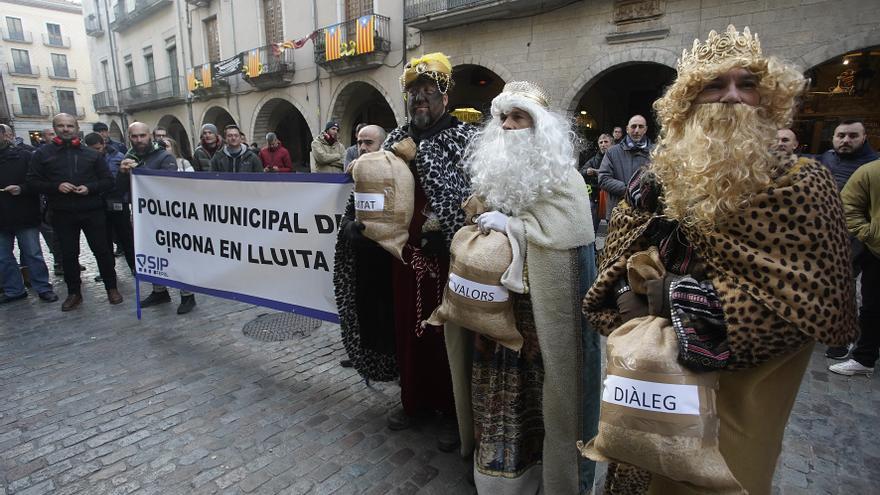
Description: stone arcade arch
xmin=109 ymin=120 xmax=124 ymax=143
xmin=157 ymin=114 xmax=192 ymax=160
xmin=329 ymin=80 xmax=398 ymax=147
xmin=448 ymin=64 xmax=505 ymax=120
xmin=201 ymin=106 xmax=238 ymax=137
xmin=251 ymin=98 xmax=314 ymax=172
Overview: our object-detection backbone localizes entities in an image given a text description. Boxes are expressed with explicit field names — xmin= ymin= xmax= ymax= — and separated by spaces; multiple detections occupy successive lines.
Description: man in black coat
xmin=0 ymin=124 xmax=58 ymax=304
xmin=26 ymin=113 xmax=122 ymax=311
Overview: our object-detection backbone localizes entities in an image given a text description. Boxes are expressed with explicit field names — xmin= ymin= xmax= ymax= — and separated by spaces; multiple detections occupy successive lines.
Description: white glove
xmin=477 ymin=211 xmax=509 ymax=234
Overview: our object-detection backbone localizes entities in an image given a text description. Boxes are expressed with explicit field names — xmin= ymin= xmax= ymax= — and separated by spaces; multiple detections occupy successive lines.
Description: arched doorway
xmin=572 ymin=62 xmax=676 ymax=143
xmin=202 ymin=106 xmax=237 ymax=136
xmin=157 ymin=114 xmax=192 ymax=161
xmin=448 ymin=64 xmax=505 ymax=121
xmin=795 ymin=46 xmax=880 ymax=154
xmin=109 ymin=120 xmax=124 ymax=143
xmin=330 ymin=81 xmax=397 ymax=146
xmin=252 ymin=98 xmax=313 ymax=172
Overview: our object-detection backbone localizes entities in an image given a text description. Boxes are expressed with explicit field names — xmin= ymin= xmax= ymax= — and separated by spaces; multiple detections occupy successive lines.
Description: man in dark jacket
xmin=580 ymin=133 xmax=612 ymax=232
xmin=0 ymin=126 xmax=58 ymax=304
xmin=817 ymin=119 xmax=880 ymax=360
xmin=26 ymin=113 xmax=121 ymax=311
xmin=93 ymin=122 xmax=127 ymax=155
xmin=598 ymin=114 xmax=654 ymax=218
xmin=117 ymin=122 xmax=198 ymax=315
xmin=84 ymin=132 xmax=133 ymax=274
xmin=210 ymin=125 xmax=262 ymax=173
xmin=193 ymin=124 xmax=222 ymax=172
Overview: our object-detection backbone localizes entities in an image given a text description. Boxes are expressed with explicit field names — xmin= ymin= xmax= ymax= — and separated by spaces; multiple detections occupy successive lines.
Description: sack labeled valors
xmin=578 ymin=248 xmax=744 ymax=494
xmin=350 ymin=149 xmax=414 ymax=261
xmin=427 ymin=196 xmax=522 ymax=351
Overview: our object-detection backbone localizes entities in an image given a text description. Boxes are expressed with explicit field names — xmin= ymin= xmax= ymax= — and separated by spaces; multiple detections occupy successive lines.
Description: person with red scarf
xmin=310 ymin=121 xmax=345 ymax=173
xmin=193 ymin=124 xmax=222 ymax=172
xmin=259 ymin=133 xmax=293 ymax=173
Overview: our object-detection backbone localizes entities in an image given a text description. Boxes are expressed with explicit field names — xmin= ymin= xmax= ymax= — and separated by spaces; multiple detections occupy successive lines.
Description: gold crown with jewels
xmin=501 ymin=81 xmax=551 ymax=108
xmin=678 ymin=25 xmax=762 ymax=73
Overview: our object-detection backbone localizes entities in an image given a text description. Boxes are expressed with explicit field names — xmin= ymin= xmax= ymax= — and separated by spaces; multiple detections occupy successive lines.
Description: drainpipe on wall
xmin=178 ymin=0 xmax=197 ymax=152
xmin=103 ymin=0 xmax=128 ymax=136
xmin=228 ymin=0 xmax=242 ymax=130
xmin=312 ymin=0 xmax=321 ymax=132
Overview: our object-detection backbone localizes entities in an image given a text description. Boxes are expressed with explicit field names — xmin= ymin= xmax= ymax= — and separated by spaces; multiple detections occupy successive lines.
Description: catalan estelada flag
xmin=356 ymin=15 xmax=375 ymax=55
xmin=325 ymin=26 xmax=341 ymax=61
xmin=245 ymin=49 xmax=262 ymax=77
xmin=186 ymin=68 xmax=198 ymax=91
xmin=201 ymin=64 xmax=212 ymax=89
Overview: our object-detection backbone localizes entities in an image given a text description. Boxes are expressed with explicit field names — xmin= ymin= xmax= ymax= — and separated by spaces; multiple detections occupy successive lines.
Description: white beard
xmin=468 ymin=126 xmax=559 ymax=216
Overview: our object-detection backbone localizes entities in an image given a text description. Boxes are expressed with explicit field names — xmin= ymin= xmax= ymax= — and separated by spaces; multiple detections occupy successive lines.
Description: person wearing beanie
xmin=310 ymin=121 xmax=345 ymax=173
xmin=93 ymin=122 xmax=127 ymax=155
xmin=193 ymin=123 xmax=222 ymax=172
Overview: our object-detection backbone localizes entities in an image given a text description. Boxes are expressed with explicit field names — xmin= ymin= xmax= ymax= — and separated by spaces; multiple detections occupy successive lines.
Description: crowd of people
xmin=0 ymin=22 xmax=877 ymax=495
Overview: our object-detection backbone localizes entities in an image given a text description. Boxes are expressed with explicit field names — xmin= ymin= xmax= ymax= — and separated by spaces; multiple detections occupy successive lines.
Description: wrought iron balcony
xmin=314 ymin=14 xmax=391 ymax=75
xmin=7 ymin=64 xmax=39 ymax=77
xmin=242 ymin=44 xmax=296 ymax=89
xmin=119 ymin=76 xmax=184 ymax=112
xmin=48 ymin=67 xmax=77 ymax=80
xmin=12 ymin=104 xmax=50 ymax=118
xmin=85 ymin=14 xmax=104 ymax=36
xmin=93 ymin=91 xmax=118 ymax=113
xmin=110 ymin=0 xmax=173 ymax=32
xmin=404 ymin=0 xmax=576 ymax=30
xmin=43 ymin=33 xmax=71 ymax=48
xmin=2 ymin=29 xmax=32 ymax=43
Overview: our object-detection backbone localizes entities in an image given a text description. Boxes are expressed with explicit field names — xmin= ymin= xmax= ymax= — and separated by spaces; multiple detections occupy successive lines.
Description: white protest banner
xmin=131 ymin=169 xmax=353 ymax=322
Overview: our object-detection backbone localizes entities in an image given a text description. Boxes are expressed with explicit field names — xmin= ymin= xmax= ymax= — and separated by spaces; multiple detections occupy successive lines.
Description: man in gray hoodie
xmin=598 ymin=114 xmax=654 ymax=218
xmin=209 ymin=125 xmax=263 ymax=173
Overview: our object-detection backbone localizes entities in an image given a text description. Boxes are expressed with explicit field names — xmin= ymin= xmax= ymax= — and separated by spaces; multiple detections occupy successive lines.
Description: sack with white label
xmin=350 ymin=149 xmax=414 ymax=261
xmin=578 ymin=250 xmax=744 ymax=493
xmin=426 ymin=196 xmax=522 ymax=351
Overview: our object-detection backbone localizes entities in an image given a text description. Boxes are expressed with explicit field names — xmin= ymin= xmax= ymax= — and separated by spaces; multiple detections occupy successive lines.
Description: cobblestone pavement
xmin=1 ymin=251 xmax=879 ymax=494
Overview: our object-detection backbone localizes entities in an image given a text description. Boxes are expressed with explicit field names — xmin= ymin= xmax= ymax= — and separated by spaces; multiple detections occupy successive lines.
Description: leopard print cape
xmin=584 ymin=156 xmax=858 ymax=494
xmin=334 ymin=120 xmax=477 ymax=382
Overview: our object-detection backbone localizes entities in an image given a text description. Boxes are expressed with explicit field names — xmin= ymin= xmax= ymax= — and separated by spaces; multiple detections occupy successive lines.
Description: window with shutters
xmin=262 ymin=0 xmax=283 ymax=45
xmin=344 ymin=0 xmax=372 ymax=41
xmin=204 ymin=17 xmax=220 ymax=62
xmin=51 ymin=53 xmax=70 ymax=78
xmin=18 ymin=87 xmax=39 ymax=115
xmin=11 ymin=49 xmax=31 ymax=73
xmin=46 ymin=23 xmax=63 ymax=46
xmin=124 ymin=56 xmax=135 ymax=87
xmin=57 ymin=90 xmax=76 ymax=115
xmin=5 ymin=17 xmax=24 ymax=41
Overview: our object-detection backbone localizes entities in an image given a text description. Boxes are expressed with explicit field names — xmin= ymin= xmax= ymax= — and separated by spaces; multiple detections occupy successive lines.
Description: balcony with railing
xmin=119 ymin=76 xmax=184 ymax=111
xmin=404 ymin=0 xmax=575 ymax=30
xmin=110 ymin=0 xmax=173 ymax=32
xmin=1 ymin=29 xmax=32 ymax=43
xmin=242 ymin=44 xmax=296 ymax=89
xmin=186 ymin=64 xmax=230 ymax=100
xmin=12 ymin=104 xmax=50 ymax=118
xmin=314 ymin=14 xmax=391 ymax=75
xmin=55 ymin=106 xmax=86 ymax=118
xmin=93 ymin=91 xmax=118 ymax=113
xmin=48 ymin=67 xmax=77 ymax=80
xmin=7 ymin=64 xmax=39 ymax=77
xmin=43 ymin=33 xmax=71 ymax=48
xmin=85 ymin=13 xmax=104 ymax=36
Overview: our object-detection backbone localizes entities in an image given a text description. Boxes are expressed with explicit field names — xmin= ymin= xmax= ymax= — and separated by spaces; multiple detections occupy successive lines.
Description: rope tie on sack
xmin=404 ymin=244 xmax=442 ymax=337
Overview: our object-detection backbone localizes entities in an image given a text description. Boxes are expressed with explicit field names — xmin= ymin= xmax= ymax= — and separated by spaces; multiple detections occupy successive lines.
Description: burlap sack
xmin=427 ymin=196 xmax=522 ymax=351
xmin=578 ymin=249 xmax=744 ymax=494
xmin=351 ymin=150 xmax=414 ymax=261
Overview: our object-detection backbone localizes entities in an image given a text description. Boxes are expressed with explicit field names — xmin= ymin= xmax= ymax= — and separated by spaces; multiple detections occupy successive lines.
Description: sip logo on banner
xmin=136 ymin=254 xmax=170 ymax=277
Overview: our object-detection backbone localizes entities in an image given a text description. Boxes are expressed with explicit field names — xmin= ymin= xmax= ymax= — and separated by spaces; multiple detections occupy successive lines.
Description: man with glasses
xmin=209 ymin=125 xmax=263 ymax=173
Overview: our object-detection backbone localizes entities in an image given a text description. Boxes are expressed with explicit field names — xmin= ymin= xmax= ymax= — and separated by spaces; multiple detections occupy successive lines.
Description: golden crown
xmin=501 ymin=81 xmax=551 ymax=108
xmin=678 ymin=25 xmax=762 ymax=73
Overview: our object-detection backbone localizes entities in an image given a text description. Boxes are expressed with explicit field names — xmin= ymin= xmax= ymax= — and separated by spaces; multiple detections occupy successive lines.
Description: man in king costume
xmin=582 ymin=25 xmax=857 ymax=494
xmin=450 ymin=81 xmax=600 ymax=494
xmin=333 ymin=53 xmax=477 ymax=447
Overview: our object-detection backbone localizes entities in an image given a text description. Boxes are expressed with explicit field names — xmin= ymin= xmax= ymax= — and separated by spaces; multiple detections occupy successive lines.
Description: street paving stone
xmin=1 ymin=249 xmax=879 ymax=494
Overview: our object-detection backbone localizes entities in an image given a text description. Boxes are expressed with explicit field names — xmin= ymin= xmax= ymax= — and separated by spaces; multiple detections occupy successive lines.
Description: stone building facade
xmin=84 ymin=0 xmax=880 ymax=163
xmin=1 ymin=0 xmax=100 ymax=144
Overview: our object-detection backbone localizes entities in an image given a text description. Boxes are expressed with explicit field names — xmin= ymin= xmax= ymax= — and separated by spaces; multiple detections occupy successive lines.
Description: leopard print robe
xmin=334 ymin=119 xmax=477 ymax=382
xmin=583 ymin=155 xmax=858 ymax=494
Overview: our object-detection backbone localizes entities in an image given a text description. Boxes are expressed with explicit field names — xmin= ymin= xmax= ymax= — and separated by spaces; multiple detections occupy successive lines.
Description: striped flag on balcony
xmin=325 ymin=26 xmax=341 ymax=61
xmin=245 ymin=49 xmax=263 ymax=78
xmin=201 ymin=64 xmax=213 ymax=89
xmin=356 ymin=15 xmax=375 ymax=55
xmin=186 ymin=68 xmax=198 ymax=92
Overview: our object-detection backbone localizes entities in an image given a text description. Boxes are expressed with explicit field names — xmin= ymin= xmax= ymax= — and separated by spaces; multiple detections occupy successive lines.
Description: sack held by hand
xmin=350 ymin=150 xmax=415 ymax=261
xmin=427 ymin=195 xmax=522 ymax=351
xmin=578 ymin=247 xmax=744 ymax=494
